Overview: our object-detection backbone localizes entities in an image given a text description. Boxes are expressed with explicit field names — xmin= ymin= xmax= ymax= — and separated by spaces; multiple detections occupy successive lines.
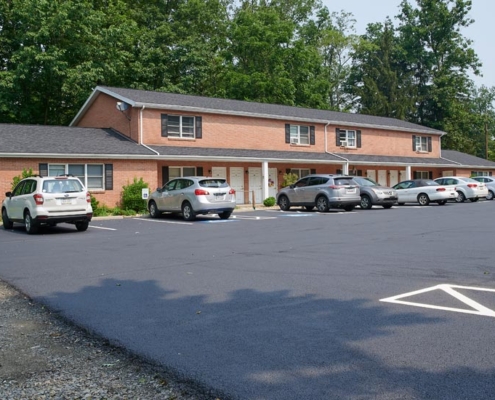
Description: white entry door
xmin=249 ymin=167 xmax=262 ymax=204
xmin=389 ymin=170 xmax=399 ymax=187
xmin=211 ymin=167 xmax=227 ymax=179
xmin=230 ymin=167 xmax=245 ymax=204
xmin=268 ymin=168 xmax=278 ymax=199
xmin=377 ymin=170 xmax=387 ymax=186
xmin=399 ymin=170 xmax=407 ymax=182
xmin=367 ymin=170 xmax=376 ymax=181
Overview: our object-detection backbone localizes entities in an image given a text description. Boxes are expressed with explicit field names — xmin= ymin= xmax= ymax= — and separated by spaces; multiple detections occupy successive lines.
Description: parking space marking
xmin=232 ymin=215 xmax=277 ymax=220
xmin=89 ymin=225 xmax=117 ymax=231
xmin=133 ymin=218 xmax=193 ymax=226
xmin=380 ymin=284 xmax=495 ymax=317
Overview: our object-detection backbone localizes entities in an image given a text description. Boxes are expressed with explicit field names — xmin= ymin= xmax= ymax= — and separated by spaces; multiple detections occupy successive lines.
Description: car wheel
xmin=2 ymin=208 xmax=13 ymax=229
xmin=181 ymin=202 xmax=196 ymax=221
xmin=437 ymin=200 xmax=447 ymax=205
xmin=218 ymin=211 xmax=232 ymax=220
xmin=382 ymin=204 xmax=393 ymax=209
xmin=316 ymin=196 xmax=329 ymax=212
xmin=456 ymin=191 xmax=465 ymax=203
xmin=487 ymin=190 xmax=494 ymax=200
xmin=75 ymin=221 xmax=89 ymax=231
xmin=343 ymin=205 xmax=355 ymax=212
xmin=469 ymin=197 xmax=479 ymax=202
xmin=278 ymin=195 xmax=291 ymax=211
xmin=24 ymin=211 xmax=39 ymax=234
xmin=360 ymin=195 xmax=372 ymax=210
xmin=305 ymin=206 xmax=314 ymax=211
xmin=417 ymin=193 xmax=430 ymax=206
xmin=149 ymin=201 xmax=160 ymax=218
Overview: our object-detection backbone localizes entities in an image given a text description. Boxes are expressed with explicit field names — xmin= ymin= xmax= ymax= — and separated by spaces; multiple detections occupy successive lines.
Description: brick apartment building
xmin=1 ymin=86 xmax=495 ymax=207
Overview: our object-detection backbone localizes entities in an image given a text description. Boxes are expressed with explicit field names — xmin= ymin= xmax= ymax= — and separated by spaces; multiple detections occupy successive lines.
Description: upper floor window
xmin=285 ymin=124 xmax=315 ymax=145
xmin=336 ymin=128 xmax=361 ymax=148
xmin=412 ymin=135 xmax=432 ymax=152
xmin=161 ymin=114 xmax=202 ymax=139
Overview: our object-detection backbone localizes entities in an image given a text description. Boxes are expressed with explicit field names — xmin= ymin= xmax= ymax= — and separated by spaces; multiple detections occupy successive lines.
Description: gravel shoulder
xmin=0 ymin=279 xmax=219 ymax=400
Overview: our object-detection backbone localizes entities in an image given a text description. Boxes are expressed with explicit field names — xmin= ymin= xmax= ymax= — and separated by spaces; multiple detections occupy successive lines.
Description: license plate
xmin=61 ymin=199 xmax=72 ymax=205
xmin=346 ymin=188 xmax=355 ymax=194
xmin=214 ymin=195 xmax=226 ymax=201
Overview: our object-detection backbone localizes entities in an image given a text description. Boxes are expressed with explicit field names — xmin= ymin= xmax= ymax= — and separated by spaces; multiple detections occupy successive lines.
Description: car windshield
xmin=42 ymin=179 xmax=83 ymax=193
xmin=199 ymin=179 xmax=228 ymax=188
xmin=420 ymin=180 xmax=439 ymax=186
xmin=353 ymin=177 xmax=379 ymax=186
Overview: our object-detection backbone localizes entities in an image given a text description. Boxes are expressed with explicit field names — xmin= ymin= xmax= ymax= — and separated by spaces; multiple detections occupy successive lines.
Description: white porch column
xmin=262 ymin=161 xmax=269 ymax=200
xmin=342 ymin=162 xmax=349 ymax=175
xmin=405 ymin=165 xmax=412 ymax=180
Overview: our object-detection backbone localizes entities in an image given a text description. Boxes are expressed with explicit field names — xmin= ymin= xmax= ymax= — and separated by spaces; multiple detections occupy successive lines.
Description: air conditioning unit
xmin=290 ymin=138 xmax=299 ymax=144
xmin=340 ymin=141 xmax=348 ymax=147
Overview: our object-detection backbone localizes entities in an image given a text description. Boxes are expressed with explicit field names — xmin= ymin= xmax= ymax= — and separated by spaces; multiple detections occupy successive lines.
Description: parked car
xmin=276 ymin=174 xmax=361 ymax=212
xmin=351 ymin=176 xmax=398 ymax=209
xmin=148 ymin=177 xmax=236 ymax=221
xmin=2 ymin=175 xmax=93 ymax=234
xmin=434 ymin=176 xmax=488 ymax=202
xmin=471 ymin=176 xmax=495 ymax=200
xmin=392 ymin=179 xmax=457 ymax=206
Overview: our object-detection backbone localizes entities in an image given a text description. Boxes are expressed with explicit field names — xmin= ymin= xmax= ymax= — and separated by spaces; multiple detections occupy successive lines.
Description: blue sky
xmin=321 ymin=0 xmax=494 ymax=89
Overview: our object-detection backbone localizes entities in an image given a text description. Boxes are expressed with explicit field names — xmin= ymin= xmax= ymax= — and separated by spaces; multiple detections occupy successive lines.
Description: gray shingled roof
xmin=84 ymin=86 xmax=445 ymax=135
xmin=441 ymin=150 xmax=495 ymax=167
xmin=0 ymin=124 xmax=155 ymax=156
xmin=334 ymin=153 xmax=460 ymax=166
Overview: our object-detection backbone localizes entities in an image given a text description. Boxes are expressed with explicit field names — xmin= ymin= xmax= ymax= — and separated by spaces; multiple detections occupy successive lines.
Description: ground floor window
xmin=48 ymin=164 xmax=104 ymax=189
xmin=413 ymin=171 xmax=430 ymax=179
xmin=169 ymin=166 xmax=196 ymax=179
xmin=471 ymin=171 xmax=492 ymax=177
xmin=290 ymin=168 xmax=311 ymax=178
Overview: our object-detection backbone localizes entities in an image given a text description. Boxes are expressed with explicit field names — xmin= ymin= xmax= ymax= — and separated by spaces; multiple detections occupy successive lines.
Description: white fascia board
xmin=0 ymin=153 xmax=156 ymax=160
xmin=69 ymin=87 xmax=136 ymax=126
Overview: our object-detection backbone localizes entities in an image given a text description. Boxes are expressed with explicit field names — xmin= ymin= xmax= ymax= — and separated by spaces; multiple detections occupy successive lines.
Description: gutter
xmin=324 ymin=121 xmax=349 ymax=173
xmin=139 ymin=105 xmax=160 ymax=155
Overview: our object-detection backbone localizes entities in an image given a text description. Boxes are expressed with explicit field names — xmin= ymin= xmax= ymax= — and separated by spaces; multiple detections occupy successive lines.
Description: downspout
xmin=139 ymin=105 xmax=160 ymax=155
xmin=325 ymin=122 xmax=349 ymax=173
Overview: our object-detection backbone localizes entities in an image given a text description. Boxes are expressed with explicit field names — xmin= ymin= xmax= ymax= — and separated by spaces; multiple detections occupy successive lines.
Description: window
xmin=471 ymin=171 xmax=492 ymax=177
xmin=48 ymin=164 xmax=104 ymax=190
xmin=290 ymin=168 xmax=311 ymax=179
xmin=414 ymin=171 xmax=430 ymax=179
xmin=412 ymin=135 xmax=432 ymax=152
xmin=169 ymin=167 xmax=197 ymax=179
xmin=161 ymin=114 xmax=201 ymax=139
xmin=290 ymin=125 xmax=309 ymax=145
xmin=336 ymin=128 xmax=361 ymax=148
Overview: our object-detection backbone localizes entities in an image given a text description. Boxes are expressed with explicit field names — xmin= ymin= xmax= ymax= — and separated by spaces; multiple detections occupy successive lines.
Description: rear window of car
xmin=334 ymin=178 xmax=354 ymax=186
xmin=199 ymin=179 xmax=229 ymax=188
xmin=42 ymin=179 xmax=84 ymax=193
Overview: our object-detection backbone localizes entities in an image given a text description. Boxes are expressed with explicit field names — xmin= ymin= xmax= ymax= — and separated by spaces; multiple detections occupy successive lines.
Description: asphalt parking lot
xmin=1 ymin=201 xmax=495 ymax=400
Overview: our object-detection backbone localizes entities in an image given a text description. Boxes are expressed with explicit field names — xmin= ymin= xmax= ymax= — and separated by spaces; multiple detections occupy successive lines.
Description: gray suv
xmin=276 ymin=174 xmax=361 ymax=212
xmin=352 ymin=177 xmax=398 ymax=209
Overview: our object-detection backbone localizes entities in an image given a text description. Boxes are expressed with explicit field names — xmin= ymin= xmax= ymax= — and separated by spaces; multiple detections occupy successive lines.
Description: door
xmin=229 ymin=167 xmax=245 ymax=204
xmin=211 ymin=167 xmax=227 ymax=179
xmin=268 ymin=168 xmax=278 ymax=199
xmin=399 ymin=170 xmax=407 ymax=182
xmin=389 ymin=170 xmax=399 ymax=187
xmin=367 ymin=170 xmax=376 ymax=181
xmin=249 ymin=167 xmax=262 ymax=204
xmin=377 ymin=170 xmax=387 ymax=186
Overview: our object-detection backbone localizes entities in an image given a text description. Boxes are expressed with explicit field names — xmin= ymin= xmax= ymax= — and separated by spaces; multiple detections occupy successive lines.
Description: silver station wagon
xmin=148 ymin=177 xmax=236 ymax=221
xmin=276 ymin=174 xmax=361 ymax=212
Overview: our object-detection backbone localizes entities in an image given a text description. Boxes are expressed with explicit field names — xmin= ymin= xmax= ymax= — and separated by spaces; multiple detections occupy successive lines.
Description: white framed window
xmin=290 ymin=125 xmax=310 ymax=145
xmin=415 ymin=136 xmax=428 ymax=152
xmin=168 ymin=115 xmax=195 ymax=138
xmin=290 ymin=168 xmax=311 ymax=179
xmin=415 ymin=171 xmax=430 ymax=179
xmin=48 ymin=163 xmax=104 ymax=189
xmin=339 ymin=130 xmax=356 ymax=147
xmin=471 ymin=171 xmax=490 ymax=177
xmin=169 ymin=167 xmax=197 ymax=179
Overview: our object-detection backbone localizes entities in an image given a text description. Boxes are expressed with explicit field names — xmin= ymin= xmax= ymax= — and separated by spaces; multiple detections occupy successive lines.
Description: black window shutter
xmin=286 ymin=168 xmax=291 ymax=174
xmin=412 ymin=135 xmax=416 ymax=151
xmin=197 ymin=166 xmax=203 ymax=176
xmin=161 ymin=114 xmax=168 ymax=137
xmin=429 ymin=171 xmax=433 ymax=180
xmin=336 ymin=169 xmax=342 ymax=174
xmin=357 ymin=170 xmax=363 ymax=176
xmin=357 ymin=130 xmax=362 ymax=148
xmin=310 ymin=126 xmax=315 ymax=145
xmin=105 ymin=164 xmax=113 ymax=190
xmin=285 ymin=124 xmax=290 ymax=143
xmin=427 ymin=137 xmax=432 ymax=152
xmin=162 ymin=166 xmax=169 ymax=186
xmin=489 ymin=172 xmax=493 ymax=176
xmin=311 ymin=168 xmax=316 ymax=174
xmin=336 ymin=128 xmax=341 ymax=146
xmin=413 ymin=171 xmax=419 ymax=179
xmin=39 ymin=163 xmax=48 ymax=177
xmin=195 ymin=116 xmax=202 ymax=139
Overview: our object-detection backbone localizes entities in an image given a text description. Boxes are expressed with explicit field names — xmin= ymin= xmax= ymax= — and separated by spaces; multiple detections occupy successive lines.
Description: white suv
xmin=2 ymin=175 xmax=93 ymax=234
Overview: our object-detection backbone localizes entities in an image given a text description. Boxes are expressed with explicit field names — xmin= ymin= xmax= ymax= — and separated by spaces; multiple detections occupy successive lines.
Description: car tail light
xmin=195 ymin=188 xmax=210 ymax=196
xmin=33 ymin=193 xmax=44 ymax=205
xmin=328 ymin=185 xmax=345 ymax=189
xmin=467 ymin=184 xmax=477 ymax=188
xmin=436 ymin=188 xmax=446 ymax=192
xmin=229 ymin=188 xmax=236 ymax=194
xmin=86 ymin=192 xmax=91 ymax=203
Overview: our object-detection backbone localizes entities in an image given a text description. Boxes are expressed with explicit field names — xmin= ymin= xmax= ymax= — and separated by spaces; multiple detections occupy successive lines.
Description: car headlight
xmin=373 ymin=190 xmax=383 ymax=195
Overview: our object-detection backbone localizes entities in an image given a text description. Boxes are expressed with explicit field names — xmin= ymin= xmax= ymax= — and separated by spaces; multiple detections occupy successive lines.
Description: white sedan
xmin=434 ymin=176 xmax=489 ymax=202
xmin=393 ymin=179 xmax=457 ymax=206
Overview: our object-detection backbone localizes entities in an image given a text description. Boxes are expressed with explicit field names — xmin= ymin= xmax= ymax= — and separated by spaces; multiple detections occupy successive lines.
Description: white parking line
xmin=133 ymin=218 xmax=193 ymax=225
xmin=89 ymin=225 xmax=117 ymax=231
xmin=232 ymin=215 xmax=277 ymax=220
xmin=380 ymin=284 xmax=495 ymax=317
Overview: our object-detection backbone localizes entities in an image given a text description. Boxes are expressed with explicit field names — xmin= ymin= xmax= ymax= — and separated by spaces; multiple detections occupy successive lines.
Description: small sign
xmin=142 ymin=188 xmax=149 ymax=200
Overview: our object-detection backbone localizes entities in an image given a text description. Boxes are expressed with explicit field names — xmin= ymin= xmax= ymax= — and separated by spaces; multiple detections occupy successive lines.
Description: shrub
xmin=121 ymin=177 xmax=149 ymax=212
xmin=11 ymin=168 xmax=34 ymax=191
xmin=281 ymin=172 xmax=299 ymax=188
xmin=263 ymin=197 xmax=276 ymax=207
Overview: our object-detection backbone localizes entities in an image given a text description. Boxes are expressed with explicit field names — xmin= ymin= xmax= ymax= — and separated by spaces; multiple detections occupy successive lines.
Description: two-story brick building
xmin=1 ymin=85 xmax=495 ymax=207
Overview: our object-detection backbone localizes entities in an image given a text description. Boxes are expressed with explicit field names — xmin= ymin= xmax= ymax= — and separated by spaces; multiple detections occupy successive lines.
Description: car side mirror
xmin=156 ymin=187 xmax=162 ymax=193
xmin=290 ymin=184 xmax=295 ymax=189
xmin=5 ymin=191 xmax=12 ymax=197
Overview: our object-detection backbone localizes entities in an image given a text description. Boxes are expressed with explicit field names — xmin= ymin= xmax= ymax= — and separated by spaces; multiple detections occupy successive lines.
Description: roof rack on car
xmin=56 ymin=174 xmax=75 ymax=177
